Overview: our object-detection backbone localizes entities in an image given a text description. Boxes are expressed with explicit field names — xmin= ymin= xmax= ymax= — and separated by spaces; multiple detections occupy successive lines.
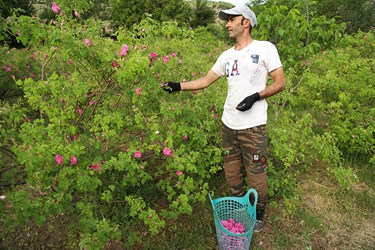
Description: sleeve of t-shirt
xmin=211 ymin=52 xmax=226 ymax=77
xmin=265 ymin=42 xmax=283 ymax=73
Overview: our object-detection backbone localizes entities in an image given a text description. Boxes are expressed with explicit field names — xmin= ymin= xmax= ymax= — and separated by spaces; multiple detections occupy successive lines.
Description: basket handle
xmin=208 ymin=193 xmax=216 ymax=210
xmin=244 ymin=188 xmax=258 ymax=208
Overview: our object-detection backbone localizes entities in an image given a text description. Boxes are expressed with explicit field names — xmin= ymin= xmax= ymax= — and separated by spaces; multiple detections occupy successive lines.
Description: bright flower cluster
xmin=111 ymin=60 xmax=119 ymax=68
xmin=84 ymin=38 xmax=92 ymax=47
xmin=134 ymin=151 xmax=142 ymax=158
xmin=55 ymin=155 xmax=77 ymax=165
xmin=136 ymin=88 xmax=142 ymax=96
xmin=121 ymin=44 xmax=128 ymax=56
xmin=221 ymin=219 xmax=245 ymax=234
xmin=55 ymin=154 xmax=63 ymax=165
xmin=163 ymin=147 xmax=173 ymax=156
xmin=91 ymin=162 xmax=102 ymax=171
xmin=70 ymin=156 xmax=77 ymax=165
xmin=77 ymin=109 xmax=83 ymax=116
xmin=148 ymin=52 xmax=177 ymax=66
xmin=163 ymin=56 xmax=169 ymax=62
xmin=149 ymin=52 xmax=158 ymax=60
xmin=51 ymin=2 xmax=60 ymax=14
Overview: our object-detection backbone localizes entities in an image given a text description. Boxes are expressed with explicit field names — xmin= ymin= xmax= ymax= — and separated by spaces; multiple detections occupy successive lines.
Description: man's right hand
xmin=162 ymin=82 xmax=181 ymax=94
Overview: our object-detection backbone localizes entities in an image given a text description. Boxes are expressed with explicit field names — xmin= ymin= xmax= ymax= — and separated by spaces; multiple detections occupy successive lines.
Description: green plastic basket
xmin=209 ymin=189 xmax=258 ymax=250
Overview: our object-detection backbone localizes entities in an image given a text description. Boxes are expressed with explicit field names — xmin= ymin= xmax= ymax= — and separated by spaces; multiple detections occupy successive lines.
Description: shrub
xmin=0 ymin=6 xmax=227 ymax=248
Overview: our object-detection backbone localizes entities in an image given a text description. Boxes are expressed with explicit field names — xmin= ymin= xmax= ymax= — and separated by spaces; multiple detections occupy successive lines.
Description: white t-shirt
xmin=211 ymin=40 xmax=282 ymax=130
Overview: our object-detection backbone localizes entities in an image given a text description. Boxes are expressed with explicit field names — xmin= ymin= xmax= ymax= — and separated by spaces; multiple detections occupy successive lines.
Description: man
xmin=162 ymin=4 xmax=286 ymax=232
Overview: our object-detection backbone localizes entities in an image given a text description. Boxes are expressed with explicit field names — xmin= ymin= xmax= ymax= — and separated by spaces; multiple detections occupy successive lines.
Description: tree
xmin=316 ymin=0 xmax=375 ymax=33
xmin=190 ymin=0 xmax=216 ymax=28
xmin=84 ymin=0 xmax=110 ymax=20
xmin=0 ymin=0 xmax=35 ymax=47
xmin=249 ymin=0 xmax=375 ymax=33
xmin=109 ymin=0 xmax=192 ymax=29
xmin=0 ymin=0 xmax=34 ymax=18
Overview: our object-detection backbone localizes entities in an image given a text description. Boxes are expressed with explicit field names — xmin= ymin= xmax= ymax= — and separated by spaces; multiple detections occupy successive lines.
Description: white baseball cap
xmin=219 ymin=5 xmax=257 ymax=28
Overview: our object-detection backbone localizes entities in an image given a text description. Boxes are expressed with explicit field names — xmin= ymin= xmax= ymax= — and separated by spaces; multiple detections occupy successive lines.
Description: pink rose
xmin=221 ymin=219 xmax=245 ymax=234
xmin=55 ymin=154 xmax=63 ymax=165
xmin=163 ymin=56 xmax=170 ymax=62
xmin=111 ymin=60 xmax=119 ymax=68
xmin=149 ymin=52 xmax=158 ymax=60
xmin=136 ymin=88 xmax=142 ymax=96
xmin=171 ymin=52 xmax=176 ymax=57
xmin=91 ymin=163 xmax=102 ymax=171
xmin=182 ymin=136 xmax=188 ymax=141
xmin=77 ymin=109 xmax=83 ymax=116
xmin=121 ymin=44 xmax=128 ymax=56
xmin=134 ymin=151 xmax=142 ymax=158
xmin=70 ymin=156 xmax=77 ymax=165
xmin=84 ymin=38 xmax=92 ymax=47
xmin=176 ymin=170 xmax=183 ymax=176
xmin=163 ymin=148 xmax=173 ymax=157
xmin=51 ymin=2 xmax=60 ymax=14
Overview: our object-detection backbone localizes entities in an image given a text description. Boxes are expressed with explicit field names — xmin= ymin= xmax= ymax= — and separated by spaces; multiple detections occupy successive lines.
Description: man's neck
xmin=235 ymin=36 xmax=254 ymax=50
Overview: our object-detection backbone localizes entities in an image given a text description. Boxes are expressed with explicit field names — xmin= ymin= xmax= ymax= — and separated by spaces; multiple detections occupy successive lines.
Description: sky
xmin=212 ymin=0 xmax=250 ymax=6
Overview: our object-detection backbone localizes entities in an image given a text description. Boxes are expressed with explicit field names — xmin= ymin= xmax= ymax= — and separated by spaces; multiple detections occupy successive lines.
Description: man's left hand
xmin=236 ymin=92 xmax=260 ymax=111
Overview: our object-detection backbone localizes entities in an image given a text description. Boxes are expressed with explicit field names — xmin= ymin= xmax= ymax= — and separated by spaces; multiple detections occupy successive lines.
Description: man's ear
xmin=245 ymin=19 xmax=252 ymax=28
xmin=241 ymin=18 xmax=251 ymax=28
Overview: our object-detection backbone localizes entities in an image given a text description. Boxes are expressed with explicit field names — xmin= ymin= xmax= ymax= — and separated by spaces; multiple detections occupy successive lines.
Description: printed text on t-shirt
xmin=225 ymin=60 xmax=240 ymax=77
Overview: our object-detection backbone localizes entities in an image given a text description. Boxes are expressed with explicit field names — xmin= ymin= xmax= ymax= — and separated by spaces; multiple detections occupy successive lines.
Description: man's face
xmin=225 ymin=15 xmax=246 ymax=39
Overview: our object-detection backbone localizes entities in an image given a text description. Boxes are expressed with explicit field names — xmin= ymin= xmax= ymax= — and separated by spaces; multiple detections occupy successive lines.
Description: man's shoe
xmin=253 ymin=219 xmax=264 ymax=232
xmin=253 ymin=207 xmax=265 ymax=233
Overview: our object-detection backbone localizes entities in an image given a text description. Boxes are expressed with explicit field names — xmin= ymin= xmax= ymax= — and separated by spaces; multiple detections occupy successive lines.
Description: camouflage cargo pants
xmin=222 ymin=123 xmax=268 ymax=209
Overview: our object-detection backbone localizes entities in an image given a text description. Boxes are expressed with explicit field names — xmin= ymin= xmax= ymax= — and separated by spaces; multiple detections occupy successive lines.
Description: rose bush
xmin=1 ymin=3 xmax=226 ymax=248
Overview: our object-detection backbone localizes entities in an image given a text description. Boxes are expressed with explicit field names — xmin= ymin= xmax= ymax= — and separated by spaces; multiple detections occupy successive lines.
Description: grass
xmin=1 ymin=163 xmax=374 ymax=249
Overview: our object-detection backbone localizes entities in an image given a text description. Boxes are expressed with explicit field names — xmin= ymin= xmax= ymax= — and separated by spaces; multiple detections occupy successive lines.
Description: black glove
xmin=236 ymin=92 xmax=260 ymax=111
xmin=162 ymin=82 xmax=181 ymax=94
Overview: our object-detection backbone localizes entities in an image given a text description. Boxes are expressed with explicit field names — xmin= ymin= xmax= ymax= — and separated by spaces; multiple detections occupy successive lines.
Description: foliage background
xmin=0 ymin=0 xmax=374 ymax=249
